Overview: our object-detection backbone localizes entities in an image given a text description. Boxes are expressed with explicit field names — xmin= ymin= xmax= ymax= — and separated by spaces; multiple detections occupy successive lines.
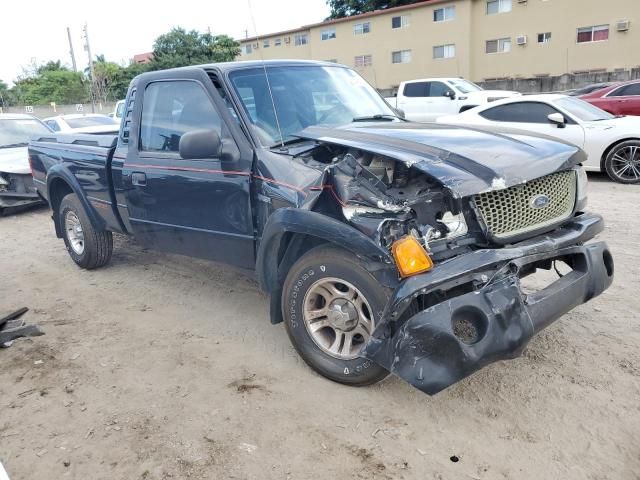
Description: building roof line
xmin=239 ymin=0 xmax=456 ymax=43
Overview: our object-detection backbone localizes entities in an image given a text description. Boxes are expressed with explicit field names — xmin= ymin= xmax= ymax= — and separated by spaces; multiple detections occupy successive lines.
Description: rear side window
xmin=46 ymin=120 xmax=60 ymax=132
xmin=403 ymin=81 xmax=449 ymax=98
xmin=403 ymin=82 xmax=429 ymax=97
xmin=479 ymin=102 xmax=562 ymax=123
xmin=139 ymin=81 xmax=222 ymax=152
xmin=609 ymin=83 xmax=640 ymax=97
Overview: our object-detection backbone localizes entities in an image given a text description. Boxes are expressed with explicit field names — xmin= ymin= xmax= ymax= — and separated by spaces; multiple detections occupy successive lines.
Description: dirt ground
xmin=1 ymin=173 xmax=639 ymax=480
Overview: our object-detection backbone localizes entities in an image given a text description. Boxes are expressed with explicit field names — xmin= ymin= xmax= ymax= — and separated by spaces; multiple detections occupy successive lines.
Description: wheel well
xmin=276 ymin=233 xmax=328 ymax=284
xmin=600 ymin=138 xmax=640 ymax=171
xmin=49 ymin=178 xmax=73 ymax=213
xmin=48 ymin=179 xmax=73 ymax=237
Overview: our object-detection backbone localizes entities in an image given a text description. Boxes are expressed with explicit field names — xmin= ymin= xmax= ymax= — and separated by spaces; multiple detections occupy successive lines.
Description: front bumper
xmin=362 ymin=213 xmax=614 ymax=395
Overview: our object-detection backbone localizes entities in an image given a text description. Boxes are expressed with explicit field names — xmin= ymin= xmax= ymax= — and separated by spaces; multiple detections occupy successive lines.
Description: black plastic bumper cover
xmin=362 ymin=213 xmax=614 ymax=395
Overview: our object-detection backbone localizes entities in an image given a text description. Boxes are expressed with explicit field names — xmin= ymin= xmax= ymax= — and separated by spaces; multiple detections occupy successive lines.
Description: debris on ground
xmin=0 ymin=307 xmax=44 ymax=347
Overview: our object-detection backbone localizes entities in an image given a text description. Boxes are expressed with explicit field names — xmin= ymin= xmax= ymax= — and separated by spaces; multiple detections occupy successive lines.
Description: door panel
xmin=122 ymin=75 xmax=255 ymax=269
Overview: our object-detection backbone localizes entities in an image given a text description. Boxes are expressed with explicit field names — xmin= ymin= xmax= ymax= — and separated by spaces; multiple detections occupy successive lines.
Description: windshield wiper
xmin=352 ymin=114 xmax=397 ymax=122
xmin=0 ymin=142 xmax=28 ymax=149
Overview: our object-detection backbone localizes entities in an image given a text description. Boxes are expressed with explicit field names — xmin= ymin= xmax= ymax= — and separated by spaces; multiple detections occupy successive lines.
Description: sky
xmin=0 ymin=0 xmax=330 ymax=86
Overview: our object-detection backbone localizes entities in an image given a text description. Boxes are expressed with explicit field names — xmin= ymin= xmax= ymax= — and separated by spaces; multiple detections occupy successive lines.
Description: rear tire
xmin=282 ymin=245 xmax=390 ymax=387
xmin=59 ymin=193 xmax=113 ymax=269
xmin=604 ymin=140 xmax=640 ymax=184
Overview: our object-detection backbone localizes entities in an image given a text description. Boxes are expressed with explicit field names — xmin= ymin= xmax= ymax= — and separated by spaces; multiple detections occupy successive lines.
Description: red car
xmin=580 ymin=79 xmax=640 ymax=116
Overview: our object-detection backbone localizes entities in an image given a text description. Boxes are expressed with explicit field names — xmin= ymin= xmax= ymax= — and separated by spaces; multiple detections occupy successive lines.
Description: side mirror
xmin=179 ymin=129 xmax=222 ymax=159
xmin=445 ymin=90 xmax=456 ymax=100
xmin=548 ymin=113 xmax=566 ymax=128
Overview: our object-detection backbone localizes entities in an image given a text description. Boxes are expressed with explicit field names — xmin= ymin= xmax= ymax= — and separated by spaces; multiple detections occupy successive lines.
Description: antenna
xmin=246 ymin=0 xmax=285 ymax=148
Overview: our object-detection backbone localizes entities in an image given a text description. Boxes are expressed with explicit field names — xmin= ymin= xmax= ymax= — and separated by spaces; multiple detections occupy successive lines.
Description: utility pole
xmin=67 ymin=27 xmax=77 ymax=72
xmin=82 ymin=23 xmax=96 ymax=113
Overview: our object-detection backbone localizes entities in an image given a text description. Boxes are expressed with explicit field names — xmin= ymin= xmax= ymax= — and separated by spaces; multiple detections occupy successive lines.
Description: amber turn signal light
xmin=391 ymin=236 xmax=434 ymax=278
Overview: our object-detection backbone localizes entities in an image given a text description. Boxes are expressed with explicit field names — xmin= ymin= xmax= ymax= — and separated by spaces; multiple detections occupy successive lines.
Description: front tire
xmin=604 ymin=140 xmax=640 ymax=184
xmin=59 ymin=193 xmax=113 ymax=269
xmin=282 ymin=245 xmax=390 ymax=386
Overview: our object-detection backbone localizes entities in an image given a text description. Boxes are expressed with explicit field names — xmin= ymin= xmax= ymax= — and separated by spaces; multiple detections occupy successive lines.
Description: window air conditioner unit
xmin=516 ymin=35 xmax=528 ymax=45
xmin=616 ymin=20 xmax=630 ymax=32
xmin=284 ymin=36 xmax=291 ymax=44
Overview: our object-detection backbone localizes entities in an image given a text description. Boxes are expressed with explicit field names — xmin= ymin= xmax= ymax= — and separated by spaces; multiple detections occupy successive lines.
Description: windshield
xmin=447 ymin=79 xmax=483 ymax=94
xmin=555 ymin=97 xmax=615 ymax=122
xmin=228 ymin=65 xmax=397 ymax=146
xmin=65 ymin=116 xmax=118 ymax=128
xmin=0 ymin=118 xmax=51 ymax=148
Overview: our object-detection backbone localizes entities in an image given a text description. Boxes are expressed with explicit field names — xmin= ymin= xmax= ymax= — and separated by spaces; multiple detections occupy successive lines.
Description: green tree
xmin=0 ymin=80 xmax=11 ymax=108
xmin=150 ymin=27 xmax=240 ymax=70
xmin=91 ymin=56 xmax=126 ymax=103
xmin=326 ymin=0 xmax=423 ymax=18
xmin=12 ymin=62 xmax=88 ymax=105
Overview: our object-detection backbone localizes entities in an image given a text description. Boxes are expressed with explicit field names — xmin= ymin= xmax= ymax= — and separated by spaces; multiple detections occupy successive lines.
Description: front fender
xmin=256 ymin=208 xmax=395 ymax=293
xmin=47 ymin=164 xmax=106 ymax=234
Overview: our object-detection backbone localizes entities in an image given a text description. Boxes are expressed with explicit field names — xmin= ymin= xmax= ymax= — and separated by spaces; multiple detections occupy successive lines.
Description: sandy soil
xmin=1 ymin=173 xmax=639 ymax=480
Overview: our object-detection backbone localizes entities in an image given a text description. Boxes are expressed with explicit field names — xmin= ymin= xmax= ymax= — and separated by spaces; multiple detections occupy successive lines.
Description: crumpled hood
xmin=296 ymin=123 xmax=584 ymax=197
xmin=0 ymin=147 xmax=31 ymax=174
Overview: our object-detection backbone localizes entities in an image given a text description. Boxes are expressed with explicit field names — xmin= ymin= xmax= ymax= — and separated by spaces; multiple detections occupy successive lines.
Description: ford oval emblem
xmin=530 ymin=194 xmax=551 ymax=209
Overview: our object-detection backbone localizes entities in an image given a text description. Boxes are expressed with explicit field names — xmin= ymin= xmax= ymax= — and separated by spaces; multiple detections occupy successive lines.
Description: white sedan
xmin=437 ymin=94 xmax=640 ymax=184
xmin=44 ymin=114 xmax=119 ymax=134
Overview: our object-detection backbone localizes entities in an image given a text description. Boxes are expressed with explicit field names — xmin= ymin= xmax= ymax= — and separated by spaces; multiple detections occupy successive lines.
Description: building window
xmin=433 ymin=44 xmax=456 ymax=59
xmin=353 ymin=22 xmax=371 ymax=35
xmin=321 ymin=28 xmax=336 ymax=41
xmin=263 ymin=39 xmax=270 ymax=48
xmin=243 ymin=44 xmax=252 ymax=55
xmin=391 ymin=15 xmax=410 ymax=29
xmin=486 ymin=38 xmax=511 ymax=53
xmin=274 ymin=38 xmax=282 ymax=46
xmin=294 ymin=33 xmax=309 ymax=46
xmin=392 ymin=50 xmax=412 ymax=64
xmin=434 ymin=6 xmax=455 ymax=22
xmin=355 ymin=54 xmax=373 ymax=67
xmin=537 ymin=32 xmax=552 ymax=44
xmin=486 ymin=0 xmax=511 ymax=15
xmin=577 ymin=25 xmax=609 ymax=43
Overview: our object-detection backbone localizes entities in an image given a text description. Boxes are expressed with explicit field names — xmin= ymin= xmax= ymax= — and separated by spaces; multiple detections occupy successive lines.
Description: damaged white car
xmin=0 ymin=114 xmax=50 ymax=214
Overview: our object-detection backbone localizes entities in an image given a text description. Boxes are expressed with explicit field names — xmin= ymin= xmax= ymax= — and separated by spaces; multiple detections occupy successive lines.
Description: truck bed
xmin=29 ymin=133 xmax=124 ymax=233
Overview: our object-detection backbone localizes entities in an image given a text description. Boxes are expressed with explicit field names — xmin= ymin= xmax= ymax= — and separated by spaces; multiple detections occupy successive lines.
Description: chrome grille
xmin=473 ymin=171 xmax=577 ymax=239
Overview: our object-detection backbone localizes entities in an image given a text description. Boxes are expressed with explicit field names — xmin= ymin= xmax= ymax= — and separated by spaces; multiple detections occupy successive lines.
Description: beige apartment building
xmin=238 ymin=0 xmax=640 ymax=92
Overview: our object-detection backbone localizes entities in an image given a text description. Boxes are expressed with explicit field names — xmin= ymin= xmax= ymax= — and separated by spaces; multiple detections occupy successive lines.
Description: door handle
xmin=131 ymin=172 xmax=147 ymax=186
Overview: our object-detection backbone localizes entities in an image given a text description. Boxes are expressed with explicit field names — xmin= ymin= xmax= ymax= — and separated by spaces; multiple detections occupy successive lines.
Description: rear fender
xmin=47 ymin=164 xmax=106 ymax=237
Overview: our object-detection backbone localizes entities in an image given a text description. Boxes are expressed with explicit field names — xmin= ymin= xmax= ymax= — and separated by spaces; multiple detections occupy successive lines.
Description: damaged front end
xmin=0 ymin=171 xmax=43 ymax=215
xmin=287 ymin=125 xmax=612 ymax=395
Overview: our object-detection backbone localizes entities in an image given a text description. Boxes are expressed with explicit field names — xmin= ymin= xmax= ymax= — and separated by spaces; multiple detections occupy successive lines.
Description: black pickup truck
xmin=29 ymin=60 xmax=613 ymax=395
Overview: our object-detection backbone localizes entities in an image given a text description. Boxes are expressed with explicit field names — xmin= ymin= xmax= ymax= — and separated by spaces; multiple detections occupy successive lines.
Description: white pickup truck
xmin=386 ymin=78 xmax=520 ymax=122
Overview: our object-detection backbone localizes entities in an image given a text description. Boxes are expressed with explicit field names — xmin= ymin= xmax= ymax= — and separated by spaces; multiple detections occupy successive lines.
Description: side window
xmin=480 ymin=102 xmax=561 ymax=123
xmin=610 ymin=83 xmax=640 ymax=97
xmin=428 ymin=81 xmax=450 ymax=97
xmin=139 ymin=81 xmax=222 ymax=153
xmin=46 ymin=120 xmax=60 ymax=132
xmin=403 ymin=82 xmax=429 ymax=97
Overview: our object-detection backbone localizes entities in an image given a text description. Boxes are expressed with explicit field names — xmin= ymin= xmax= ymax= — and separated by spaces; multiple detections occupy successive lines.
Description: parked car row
xmin=438 ymin=94 xmax=640 ymax=184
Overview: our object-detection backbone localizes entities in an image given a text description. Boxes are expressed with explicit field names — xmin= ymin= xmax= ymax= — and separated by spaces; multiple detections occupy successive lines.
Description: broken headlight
xmin=575 ymin=165 xmax=588 ymax=212
xmin=438 ymin=211 xmax=468 ymax=238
